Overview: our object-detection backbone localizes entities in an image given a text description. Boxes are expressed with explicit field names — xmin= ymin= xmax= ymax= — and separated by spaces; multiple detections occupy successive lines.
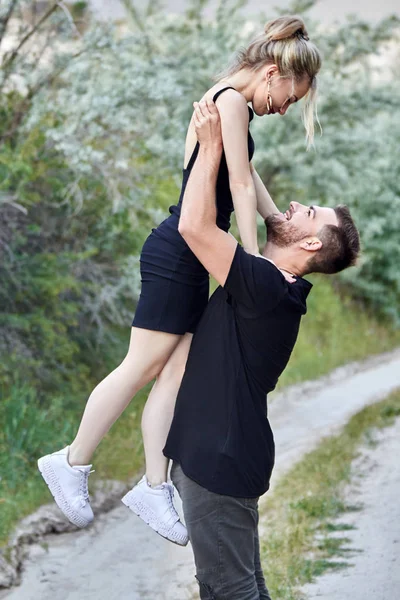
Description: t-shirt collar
xmin=261 ymin=256 xmax=313 ymax=291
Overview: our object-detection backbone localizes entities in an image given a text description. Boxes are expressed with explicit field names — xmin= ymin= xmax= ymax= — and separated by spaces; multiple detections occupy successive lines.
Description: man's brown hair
xmin=305 ymin=205 xmax=360 ymax=275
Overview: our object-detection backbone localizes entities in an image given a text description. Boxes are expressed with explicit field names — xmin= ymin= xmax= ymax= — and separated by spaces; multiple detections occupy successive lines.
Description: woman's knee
xmin=157 ymin=341 xmax=191 ymax=387
xmin=122 ymin=331 xmax=182 ymax=385
xmin=118 ymin=351 xmax=165 ymax=390
xmin=129 ymin=327 xmax=181 ymax=371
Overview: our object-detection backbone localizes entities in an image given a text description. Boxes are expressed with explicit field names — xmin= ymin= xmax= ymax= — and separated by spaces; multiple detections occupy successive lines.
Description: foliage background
xmin=0 ymin=0 xmax=399 ymax=545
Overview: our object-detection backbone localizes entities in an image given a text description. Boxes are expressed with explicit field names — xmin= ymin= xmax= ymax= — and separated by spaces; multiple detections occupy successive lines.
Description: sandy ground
xmin=1 ymin=348 xmax=400 ymax=600
xmin=301 ymin=418 xmax=400 ymax=600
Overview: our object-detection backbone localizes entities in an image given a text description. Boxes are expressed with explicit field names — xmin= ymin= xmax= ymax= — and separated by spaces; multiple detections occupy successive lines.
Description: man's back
xmin=164 ymin=245 xmax=312 ymax=497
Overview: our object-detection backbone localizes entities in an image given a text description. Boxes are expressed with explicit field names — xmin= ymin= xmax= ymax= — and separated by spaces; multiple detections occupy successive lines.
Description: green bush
xmin=0 ymin=113 xmax=152 ymax=399
xmin=0 ymin=384 xmax=75 ymax=487
xmin=1 ymin=1 xmax=399 ymax=407
xmin=0 ymin=0 xmax=399 ymax=546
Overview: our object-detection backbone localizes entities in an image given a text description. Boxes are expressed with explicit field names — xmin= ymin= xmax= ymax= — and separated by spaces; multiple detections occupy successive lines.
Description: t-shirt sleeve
xmin=224 ymin=244 xmax=287 ymax=312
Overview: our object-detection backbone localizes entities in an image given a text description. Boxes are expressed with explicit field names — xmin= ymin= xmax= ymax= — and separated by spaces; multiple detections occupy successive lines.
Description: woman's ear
xmin=265 ymin=64 xmax=279 ymax=81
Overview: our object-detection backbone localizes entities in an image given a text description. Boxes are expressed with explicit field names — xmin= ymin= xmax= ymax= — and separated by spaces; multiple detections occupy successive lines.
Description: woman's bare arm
xmin=249 ymin=163 xmax=280 ymax=220
xmin=214 ymin=90 xmax=259 ymax=255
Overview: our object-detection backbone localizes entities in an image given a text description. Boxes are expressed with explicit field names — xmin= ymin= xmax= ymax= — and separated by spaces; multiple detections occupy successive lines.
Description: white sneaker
xmin=121 ymin=475 xmax=189 ymax=546
xmin=37 ymin=446 xmax=94 ymax=528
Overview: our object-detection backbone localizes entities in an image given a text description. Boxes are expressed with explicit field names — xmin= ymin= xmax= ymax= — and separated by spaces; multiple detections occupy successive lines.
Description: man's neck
xmin=262 ymin=243 xmax=304 ymax=277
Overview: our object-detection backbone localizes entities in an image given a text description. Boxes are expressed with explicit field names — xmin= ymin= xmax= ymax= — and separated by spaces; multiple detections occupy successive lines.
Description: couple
xmin=38 ymin=15 xmax=360 ymax=599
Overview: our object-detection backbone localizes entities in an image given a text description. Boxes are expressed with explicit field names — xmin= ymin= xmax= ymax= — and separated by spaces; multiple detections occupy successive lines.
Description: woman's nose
xmin=279 ymin=104 xmax=289 ymax=116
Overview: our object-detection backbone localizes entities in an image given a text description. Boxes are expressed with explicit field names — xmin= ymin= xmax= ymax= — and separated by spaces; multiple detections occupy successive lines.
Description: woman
xmin=38 ymin=15 xmax=321 ymax=545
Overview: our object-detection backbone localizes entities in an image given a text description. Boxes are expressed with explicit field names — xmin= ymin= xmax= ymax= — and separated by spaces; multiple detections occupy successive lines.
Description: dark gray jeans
xmin=171 ymin=462 xmax=272 ymax=600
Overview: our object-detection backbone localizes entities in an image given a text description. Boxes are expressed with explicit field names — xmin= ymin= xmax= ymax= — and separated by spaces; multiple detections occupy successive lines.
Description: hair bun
xmin=264 ymin=16 xmax=310 ymax=42
xmin=295 ymin=27 xmax=310 ymax=41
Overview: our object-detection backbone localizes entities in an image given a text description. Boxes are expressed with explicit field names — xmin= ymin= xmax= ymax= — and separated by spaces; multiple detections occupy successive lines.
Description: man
xmin=163 ymin=99 xmax=360 ymax=600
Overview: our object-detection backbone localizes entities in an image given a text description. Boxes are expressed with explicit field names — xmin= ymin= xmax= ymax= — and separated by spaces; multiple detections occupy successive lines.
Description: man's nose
xmin=290 ymin=201 xmax=301 ymax=213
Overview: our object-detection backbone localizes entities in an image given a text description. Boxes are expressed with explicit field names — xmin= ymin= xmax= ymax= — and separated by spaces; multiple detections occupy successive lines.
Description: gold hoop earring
xmin=266 ymin=78 xmax=273 ymax=113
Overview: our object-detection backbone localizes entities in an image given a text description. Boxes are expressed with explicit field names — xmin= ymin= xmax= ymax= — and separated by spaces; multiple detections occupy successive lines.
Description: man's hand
xmin=192 ymin=99 xmax=223 ymax=152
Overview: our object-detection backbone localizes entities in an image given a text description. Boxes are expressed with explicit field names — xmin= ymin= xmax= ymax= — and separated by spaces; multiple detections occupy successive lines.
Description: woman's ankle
xmin=145 ymin=472 xmax=168 ymax=487
xmin=68 ymin=442 xmax=92 ymax=467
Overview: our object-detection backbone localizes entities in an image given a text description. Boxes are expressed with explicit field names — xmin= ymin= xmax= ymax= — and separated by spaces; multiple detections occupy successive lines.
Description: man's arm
xmin=178 ymin=99 xmax=237 ymax=287
xmin=249 ymin=162 xmax=280 ymax=220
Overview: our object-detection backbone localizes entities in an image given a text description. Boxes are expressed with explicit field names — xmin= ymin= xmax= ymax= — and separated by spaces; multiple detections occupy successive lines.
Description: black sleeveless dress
xmin=132 ymin=86 xmax=255 ymax=334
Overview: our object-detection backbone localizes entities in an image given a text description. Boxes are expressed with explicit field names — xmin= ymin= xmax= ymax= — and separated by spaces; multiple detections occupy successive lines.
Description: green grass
xmin=259 ymin=388 xmax=400 ymax=600
xmin=0 ymin=279 xmax=399 ymax=549
xmin=0 ymin=382 xmax=151 ymax=548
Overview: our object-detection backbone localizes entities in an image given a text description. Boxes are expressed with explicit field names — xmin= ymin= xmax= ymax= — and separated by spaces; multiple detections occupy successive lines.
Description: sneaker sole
xmin=121 ymin=489 xmax=189 ymax=546
xmin=37 ymin=456 xmax=92 ymax=529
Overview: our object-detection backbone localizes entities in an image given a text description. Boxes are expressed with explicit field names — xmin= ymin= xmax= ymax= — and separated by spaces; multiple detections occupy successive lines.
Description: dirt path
xmin=2 ymin=349 xmax=400 ymax=600
xmin=301 ymin=417 xmax=400 ymax=600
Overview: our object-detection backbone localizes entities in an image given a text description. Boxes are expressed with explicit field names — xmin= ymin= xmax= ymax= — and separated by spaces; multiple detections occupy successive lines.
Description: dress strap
xmin=184 ymin=87 xmax=252 ymax=173
xmin=184 ymin=141 xmax=200 ymax=173
xmin=213 ymin=86 xmax=254 ymax=123
xmin=212 ymin=86 xmax=237 ymax=103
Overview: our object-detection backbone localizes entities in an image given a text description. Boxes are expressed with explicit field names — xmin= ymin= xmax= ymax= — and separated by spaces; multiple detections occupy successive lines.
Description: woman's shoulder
xmin=200 ymin=84 xmax=244 ymax=105
xmin=200 ymin=85 xmax=249 ymax=122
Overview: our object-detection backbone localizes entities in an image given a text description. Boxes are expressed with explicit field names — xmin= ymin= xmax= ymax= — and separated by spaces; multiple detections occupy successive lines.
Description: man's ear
xmin=299 ymin=237 xmax=322 ymax=253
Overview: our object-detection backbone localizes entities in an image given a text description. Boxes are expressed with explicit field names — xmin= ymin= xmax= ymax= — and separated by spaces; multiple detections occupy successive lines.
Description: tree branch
xmin=56 ymin=1 xmax=82 ymax=38
xmin=0 ymin=0 xmax=19 ymax=48
xmin=1 ymin=2 xmax=59 ymax=75
xmin=0 ymin=46 xmax=86 ymax=143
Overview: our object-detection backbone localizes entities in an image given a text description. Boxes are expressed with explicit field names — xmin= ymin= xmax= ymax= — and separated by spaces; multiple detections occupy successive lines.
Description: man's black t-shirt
xmin=164 ymin=244 xmax=312 ymax=498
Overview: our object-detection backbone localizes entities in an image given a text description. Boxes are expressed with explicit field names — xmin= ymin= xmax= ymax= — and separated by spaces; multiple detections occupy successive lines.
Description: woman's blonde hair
xmin=216 ymin=16 xmax=322 ymax=146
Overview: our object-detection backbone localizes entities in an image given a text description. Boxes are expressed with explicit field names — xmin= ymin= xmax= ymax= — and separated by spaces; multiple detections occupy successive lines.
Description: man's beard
xmin=265 ymin=214 xmax=308 ymax=248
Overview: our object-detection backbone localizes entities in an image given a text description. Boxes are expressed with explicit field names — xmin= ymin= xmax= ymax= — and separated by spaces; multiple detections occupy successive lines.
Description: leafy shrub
xmin=23 ymin=0 xmax=400 ymax=321
xmin=0 ymin=383 xmax=75 ymax=488
xmin=0 ymin=0 xmax=399 ymax=407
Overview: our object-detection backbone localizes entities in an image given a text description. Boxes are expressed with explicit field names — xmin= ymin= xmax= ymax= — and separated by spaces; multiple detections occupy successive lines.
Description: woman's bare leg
xmin=142 ymin=333 xmax=193 ymax=486
xmin=68 ymin=327 xmax=181 ymax=466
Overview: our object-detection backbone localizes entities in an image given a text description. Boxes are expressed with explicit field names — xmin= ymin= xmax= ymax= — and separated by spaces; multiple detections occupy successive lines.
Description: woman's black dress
xmin=132 ymin=86 xmax=255 ymax=334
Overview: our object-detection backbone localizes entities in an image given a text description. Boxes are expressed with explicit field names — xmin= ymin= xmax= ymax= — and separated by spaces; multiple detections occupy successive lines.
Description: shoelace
xmin=163 ymin=484 xmax=180 ymax=524
xmin=78 ymin=468 xmax=95 ymax=507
